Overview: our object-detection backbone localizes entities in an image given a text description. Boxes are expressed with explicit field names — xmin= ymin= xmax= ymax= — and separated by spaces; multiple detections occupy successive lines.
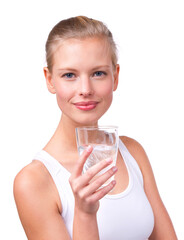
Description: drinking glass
xmin=75 ymin=126 xmax=119 ymax=185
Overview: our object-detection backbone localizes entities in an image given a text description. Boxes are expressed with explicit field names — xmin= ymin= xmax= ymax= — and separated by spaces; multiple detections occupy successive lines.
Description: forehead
xmin=52 ymin=37 xmax=112 ymax=69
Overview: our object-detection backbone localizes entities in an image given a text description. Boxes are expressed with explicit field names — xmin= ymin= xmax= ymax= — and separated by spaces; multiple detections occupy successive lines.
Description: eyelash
xmin=61 ymin=71 xmax=107 ymax=80
xmin=62 ymin=73 xmax=75 ymax=79
xmin=93 ymin=71 xmax=106 ymax=77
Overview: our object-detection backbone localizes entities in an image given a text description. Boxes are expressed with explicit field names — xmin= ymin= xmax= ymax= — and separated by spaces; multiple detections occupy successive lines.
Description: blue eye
xmin=63 ymin=73 xmax=75 ymax=79
xmin=94 ymin=71 xmax=106 ymax=77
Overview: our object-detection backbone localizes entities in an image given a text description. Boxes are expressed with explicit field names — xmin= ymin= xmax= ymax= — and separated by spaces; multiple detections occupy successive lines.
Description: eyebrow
xmin=56 ymin=68 xmax=77 ymax=72
xmin=91 ymin=65 xmax=111 ymax=70
xmin=56 ymin=65 xmax=111 ymax=72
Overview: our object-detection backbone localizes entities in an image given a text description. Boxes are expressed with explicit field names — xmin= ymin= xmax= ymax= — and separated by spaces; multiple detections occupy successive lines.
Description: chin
xmin=78 ymin=110 xmax=109 ymax=126
xmin=75 ymin=120 xmax=98 ymax=127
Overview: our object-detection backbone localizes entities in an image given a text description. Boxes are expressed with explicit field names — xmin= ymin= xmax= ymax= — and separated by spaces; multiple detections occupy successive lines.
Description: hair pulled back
xmin=45 ymin=16 xmax=118 ymax=72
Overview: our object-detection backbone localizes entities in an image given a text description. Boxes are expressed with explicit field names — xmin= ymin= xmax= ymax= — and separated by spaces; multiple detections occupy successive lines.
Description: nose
xmin=78 ymin=76 xmax=94 ymax=97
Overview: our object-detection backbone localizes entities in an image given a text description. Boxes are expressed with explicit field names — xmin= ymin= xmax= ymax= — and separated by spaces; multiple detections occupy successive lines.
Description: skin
xmin=13 ymin=37 xmax=177 ymax=240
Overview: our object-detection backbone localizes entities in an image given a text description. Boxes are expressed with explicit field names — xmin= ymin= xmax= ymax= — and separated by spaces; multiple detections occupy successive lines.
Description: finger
xmin=79 ymin=166 xmax=117 ymax=197
xmin=72 ymin=145 xmax=93 ymax=178
xmin=82 ymin=157 xmax=114 ymax=184
xmin=86 ymin=180 xmax=116 ymax=203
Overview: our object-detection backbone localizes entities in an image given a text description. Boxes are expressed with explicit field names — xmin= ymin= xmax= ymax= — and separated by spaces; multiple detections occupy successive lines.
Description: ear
xmin=43 ymin=67 xmax=56 ymax=94
xmin=113 ymin=64 xmax=120 ymax=91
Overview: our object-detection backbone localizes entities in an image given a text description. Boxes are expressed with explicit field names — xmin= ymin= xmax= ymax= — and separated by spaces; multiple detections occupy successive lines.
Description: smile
xmin=73 ymin=101 xmax=99 ymax=111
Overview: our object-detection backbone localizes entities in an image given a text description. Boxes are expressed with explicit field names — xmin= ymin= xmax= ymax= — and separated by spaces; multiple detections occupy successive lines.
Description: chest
xmin=97 ymin=180 xmax=155 ymax=240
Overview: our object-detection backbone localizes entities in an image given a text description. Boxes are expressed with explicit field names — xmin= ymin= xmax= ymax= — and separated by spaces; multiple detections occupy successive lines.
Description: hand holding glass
xmin=75 ymin=126 xmax=119 ymax=185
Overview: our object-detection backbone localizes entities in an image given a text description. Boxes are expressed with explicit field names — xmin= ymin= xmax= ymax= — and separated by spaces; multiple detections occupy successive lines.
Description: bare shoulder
xmin=13 ymin=161 xmax=69 ymax=239
xmin=14 ymin=161 xmax=51 ymax=197
xmin=13 ymin=160 xmax=61 ymax=214
xmin=120 ymin=135 xmax=145 ymax=153
xmin=120 ymin=135 xmax=149 ymax=173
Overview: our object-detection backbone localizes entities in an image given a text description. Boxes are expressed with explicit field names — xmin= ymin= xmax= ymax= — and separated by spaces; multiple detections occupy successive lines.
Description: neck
xmin=46 ymin=114 xmax=98 ymax=152
xmin=43 ymin=114 xmax=98 ymax=168
xmin=54 ymin=115 xmax=78 ymax=150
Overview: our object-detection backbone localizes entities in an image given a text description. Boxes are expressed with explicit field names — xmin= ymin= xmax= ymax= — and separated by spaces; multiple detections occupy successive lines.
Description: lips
xmin=74 ymin=101 xmax=99 ymax=111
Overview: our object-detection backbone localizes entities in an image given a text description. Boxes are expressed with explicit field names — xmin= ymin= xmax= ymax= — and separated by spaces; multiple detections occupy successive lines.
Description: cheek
xmin=55 ymin=83 xmax=74 ymax=102
xmin=96 ymin=81 xmax=114 ymax=113
xmin=96 ymin=81 xmax=114 ymax=97
xmin=55 ymin=89 xmax=71 ymax=111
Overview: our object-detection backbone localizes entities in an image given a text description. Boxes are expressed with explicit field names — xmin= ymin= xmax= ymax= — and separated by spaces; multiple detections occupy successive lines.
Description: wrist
xmin=73 ymin=208 xmax=99 ymax=240
xmin=74 ymin=207 xmax=97 ymax=220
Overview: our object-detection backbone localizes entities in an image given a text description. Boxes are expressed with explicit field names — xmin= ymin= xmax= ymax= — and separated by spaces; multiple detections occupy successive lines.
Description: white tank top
xmin=34 ymin=139 xmax=154 ymax=240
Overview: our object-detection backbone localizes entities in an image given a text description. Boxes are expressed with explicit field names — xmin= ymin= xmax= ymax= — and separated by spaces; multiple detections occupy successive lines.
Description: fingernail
xmin=106 ymin=158 xmax=113 ymax=163
xmin=86 ymin=145 xmax=92 ymax=152
xmin=112 ymin=166 xmax=118 ymax=172
xmin=112 ymin=180 xmax=116 ymax=185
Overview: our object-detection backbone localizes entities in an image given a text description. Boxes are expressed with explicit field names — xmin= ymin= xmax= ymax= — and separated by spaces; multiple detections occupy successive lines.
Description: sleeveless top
xmin=34 ymin=139 xmax=154 ymax=240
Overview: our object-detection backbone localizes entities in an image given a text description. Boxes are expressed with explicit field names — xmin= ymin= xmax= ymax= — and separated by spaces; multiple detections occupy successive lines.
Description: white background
xmin=0 ymin=0 xmax=183 ymax=239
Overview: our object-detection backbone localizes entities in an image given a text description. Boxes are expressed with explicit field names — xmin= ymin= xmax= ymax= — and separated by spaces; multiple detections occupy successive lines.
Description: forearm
xmin=73 ymin=209 xmax=99 ymax=240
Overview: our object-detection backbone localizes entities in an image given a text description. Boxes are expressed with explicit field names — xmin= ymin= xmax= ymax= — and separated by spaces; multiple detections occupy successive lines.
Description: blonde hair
xmin=45 ymin=16 xmax=118 ymax=72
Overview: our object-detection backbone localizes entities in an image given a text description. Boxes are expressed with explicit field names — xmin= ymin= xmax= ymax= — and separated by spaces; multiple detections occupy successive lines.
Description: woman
xmin=14 ymin=16 xmax=177 ymax=240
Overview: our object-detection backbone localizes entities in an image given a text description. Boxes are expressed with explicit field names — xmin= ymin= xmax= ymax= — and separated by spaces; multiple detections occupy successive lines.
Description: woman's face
xmin=44 ymin=37 xmax=119 ymax=127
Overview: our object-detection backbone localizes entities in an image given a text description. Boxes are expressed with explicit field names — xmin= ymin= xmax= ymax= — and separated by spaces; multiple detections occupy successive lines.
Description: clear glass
xmin=75 ymin=126 xmax=119 ymax=185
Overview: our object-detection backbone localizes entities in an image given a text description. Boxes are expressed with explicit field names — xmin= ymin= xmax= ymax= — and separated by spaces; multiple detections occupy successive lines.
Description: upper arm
xmin=120 ymin=136 xmax=177 ymax=240
xmin=13 ymin=163 xmax=71 ymax=240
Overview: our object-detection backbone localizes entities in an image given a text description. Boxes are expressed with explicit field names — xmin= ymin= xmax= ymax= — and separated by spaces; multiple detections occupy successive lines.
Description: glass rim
xmin=75 ymin=125 xmax=118 ymax=131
